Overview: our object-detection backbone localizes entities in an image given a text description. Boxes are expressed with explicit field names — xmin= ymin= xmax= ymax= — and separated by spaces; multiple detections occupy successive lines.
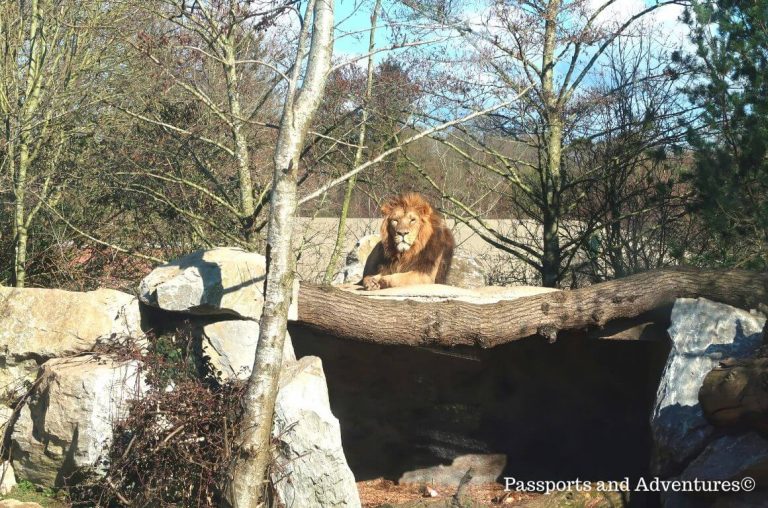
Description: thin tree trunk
xmin=296 ymin=267 xmax=768 ymax=348
xmin=323 ymin=0 xmax=381 ymax=284
xmin=225 ymin=1 xmax=333 ymax=506
xmin=12 ymin=0 xmax=46 ymax=287
xmin=540 ymin=0 xmax=563 ymax=288
xmin=223 ymin=35 xmax=256 ymax=239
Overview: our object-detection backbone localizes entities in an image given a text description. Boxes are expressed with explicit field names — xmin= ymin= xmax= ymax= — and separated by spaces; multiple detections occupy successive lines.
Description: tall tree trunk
xmin=540 ymin=0 xmax=563 ymax=288
xmin=225 ymin=1 xmax=333 ymax=506
xmin=323 ymin=0 xmax=381 ymax=284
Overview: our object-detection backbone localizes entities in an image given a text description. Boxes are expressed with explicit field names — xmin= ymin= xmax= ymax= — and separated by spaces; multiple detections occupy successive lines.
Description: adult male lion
xmin=361 ymin=192 xmax=454 ymax=290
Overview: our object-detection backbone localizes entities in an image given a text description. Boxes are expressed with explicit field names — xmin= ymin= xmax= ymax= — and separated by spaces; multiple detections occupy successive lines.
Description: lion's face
xmin=387 ymin=208 xmax=423 ymax=253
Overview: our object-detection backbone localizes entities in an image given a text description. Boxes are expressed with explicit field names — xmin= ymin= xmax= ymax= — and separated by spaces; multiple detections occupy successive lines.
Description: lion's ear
xmin=416 ymin=202 xmax=433 ymax=217
xmin=381 ymin=202 xmax=393 ymax=216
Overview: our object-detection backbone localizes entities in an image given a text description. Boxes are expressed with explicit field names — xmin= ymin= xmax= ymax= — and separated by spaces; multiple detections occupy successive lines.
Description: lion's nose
xmin=397 ymin=231 xmax=409 ymax=237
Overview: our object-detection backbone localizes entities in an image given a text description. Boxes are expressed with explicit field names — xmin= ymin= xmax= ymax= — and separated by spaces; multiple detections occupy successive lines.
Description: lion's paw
xmin=362 ymin=275 xmax=380 ymax=291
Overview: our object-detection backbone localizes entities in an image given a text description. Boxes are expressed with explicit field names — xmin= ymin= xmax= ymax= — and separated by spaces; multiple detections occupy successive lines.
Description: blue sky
xmin=328 ymin=0 xmax=690 ymax=70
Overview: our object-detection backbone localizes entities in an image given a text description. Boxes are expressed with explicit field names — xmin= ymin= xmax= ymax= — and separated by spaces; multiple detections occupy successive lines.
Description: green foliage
xmin=143 ymin=330 xmax=199 ymax=388
xmin=1 ymin=480 xmax=68 ymax=507
xmin=683 ymin=0 xmax=768 ymax=268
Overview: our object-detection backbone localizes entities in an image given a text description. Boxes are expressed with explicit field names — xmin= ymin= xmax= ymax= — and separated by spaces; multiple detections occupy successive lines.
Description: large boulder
xmin=699 ymin=357 xmax=768 ymax=432
xmin=651 ymin=298 xmax=766 ymax=476
xmin=271 ymin=356 xmax=360 ymax=508
xmin=11 ymin=356 xmax=145 ymax=487
xmin=139 ymin=247 xmax=298 ymax=320
xmin=200 ymin=320 xmax=295 ymax=381
xmin=659 ymin=433 xmax=768 ymax=508
xmin=0 ymin=287 xmax=142 ymax=404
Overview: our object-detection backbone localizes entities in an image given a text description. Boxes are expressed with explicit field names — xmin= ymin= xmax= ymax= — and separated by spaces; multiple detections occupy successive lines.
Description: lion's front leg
xmin=378 ymin=271 xmax=432 ymax=288
xmin=362 ymin=274 xmax=382 ymax=290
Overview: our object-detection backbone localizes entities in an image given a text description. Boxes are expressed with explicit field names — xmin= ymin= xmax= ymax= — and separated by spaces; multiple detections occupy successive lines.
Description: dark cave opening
xmin=290 ymin=315 xmax=671 ymax=500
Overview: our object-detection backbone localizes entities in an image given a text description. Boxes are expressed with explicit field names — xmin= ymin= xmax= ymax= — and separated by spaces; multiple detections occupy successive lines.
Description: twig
xmin=106 ymin=476 xmax=131 ymax=506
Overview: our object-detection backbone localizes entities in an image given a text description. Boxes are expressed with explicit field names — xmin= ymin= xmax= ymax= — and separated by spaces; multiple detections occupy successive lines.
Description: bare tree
xmin=401 ymin=0 xmax=687 ymax=287
xmin=568 ymin=36 xmax=696 ymax=282
xmin=225 ymin=0 xmax=334 ymax=505
xmin=1 ymin=0 xmax=128 ymax=286
xmin=322 ymin=0 xmax=382 ymax=283
xmin=114 ymin=0 xmax=291 ymax=248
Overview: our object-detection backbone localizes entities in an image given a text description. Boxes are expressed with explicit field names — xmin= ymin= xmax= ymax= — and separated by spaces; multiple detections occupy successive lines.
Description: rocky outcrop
xmin=651 ymin=298 xmax=766 ymax=476
xmin=0 ymin=287 xmax=142 ymax=405
xmin=699 ymin=356 xmax=768 ymax=432
xmin=201 ymin=320 xmax=295 ymax=381
xmin=0 ymin=287 xmax=142 ymax=356
xmin=139 ymin=247 xmax=298 ymax=320
xmin=399 ymin=454 xmax=506 ymax=486
xmin=11 ymin=356 xmax=145 ymax=487
xmin=271 ymin=356 xmax=360 ymax=508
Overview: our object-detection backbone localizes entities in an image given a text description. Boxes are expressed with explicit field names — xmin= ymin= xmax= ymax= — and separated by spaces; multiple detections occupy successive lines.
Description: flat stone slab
xmin=0 ymin=286 xmax=142 ymax=358
xmin=338 ymin=283 xmax=559 ymax=304
xmin=399 ymin=454 xmax=507 ymax=486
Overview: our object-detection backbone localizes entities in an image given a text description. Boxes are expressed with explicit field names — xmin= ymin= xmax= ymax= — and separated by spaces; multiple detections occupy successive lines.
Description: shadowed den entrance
xmin=290 ymin=318 xmax=671 ymax=488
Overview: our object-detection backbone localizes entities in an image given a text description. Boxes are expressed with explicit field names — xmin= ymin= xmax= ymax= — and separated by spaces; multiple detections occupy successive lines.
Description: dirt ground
xmin=357 ymin=479 xmax=539 ymax=507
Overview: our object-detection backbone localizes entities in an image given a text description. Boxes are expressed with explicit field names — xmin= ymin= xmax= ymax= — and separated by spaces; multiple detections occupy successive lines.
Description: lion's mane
xmin=362 ymin=192 xmax=454 ymax=285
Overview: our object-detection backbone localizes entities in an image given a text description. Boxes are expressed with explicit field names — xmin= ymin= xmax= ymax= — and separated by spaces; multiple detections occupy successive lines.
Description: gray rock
xmin=680 ymin=432 xmax=768 ymax=481
xmin=272 ymin=356 xmax=360 ymax=508
xmin=0 ymin=287 xmax=142 ymax=404
xmin=651 ymin=298 xmax=766 ymax=476
xmin=344 ymin=283 xmax=558 ymax=303
xmin=711 ymin=492 xmax=768 ymax=508
xmin=0 ymin=461 xmax=16 ymax=495
xmin=0 ymin=359 xmax=36 ymax=406
xmin=662 ymin=434 xmax=768 ymax=508
xmin=0 ymin=405 xmax=11 ymax=429
xmin=139 ymin=247 xmax=298 ymax=320
xmin=201 ymin=320 xmax=295 ymax=381
xmin=11 ymin=356 xmax=145 ymax=487
xmin=399 ymin=454 xmax=506 ymax=486
xmin=445 ymin=255 xmax=486 ymax=288
xmin=335 ymin=234 xmax=380 ymax=284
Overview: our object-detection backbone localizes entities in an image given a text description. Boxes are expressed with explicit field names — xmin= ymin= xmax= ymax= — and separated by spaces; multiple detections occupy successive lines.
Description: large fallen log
xmin=296 ymin=267 xmax=768 ymax=348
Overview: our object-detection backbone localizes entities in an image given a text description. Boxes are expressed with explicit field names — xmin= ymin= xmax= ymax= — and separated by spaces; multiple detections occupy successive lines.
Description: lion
xmin=360 ymin=192 xmax=454 ymax=290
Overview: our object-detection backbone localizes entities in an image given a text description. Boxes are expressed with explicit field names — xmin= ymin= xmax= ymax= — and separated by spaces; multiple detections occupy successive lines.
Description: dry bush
xmin=70 ymin=330 xmax=247 ymax=507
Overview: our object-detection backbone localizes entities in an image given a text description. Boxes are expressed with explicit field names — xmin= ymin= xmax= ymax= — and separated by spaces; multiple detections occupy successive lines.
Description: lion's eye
xmin=391 ymin=220 xmax=398 ymax=226
xmin=410 ymin=218 xmax=416 ymax=223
